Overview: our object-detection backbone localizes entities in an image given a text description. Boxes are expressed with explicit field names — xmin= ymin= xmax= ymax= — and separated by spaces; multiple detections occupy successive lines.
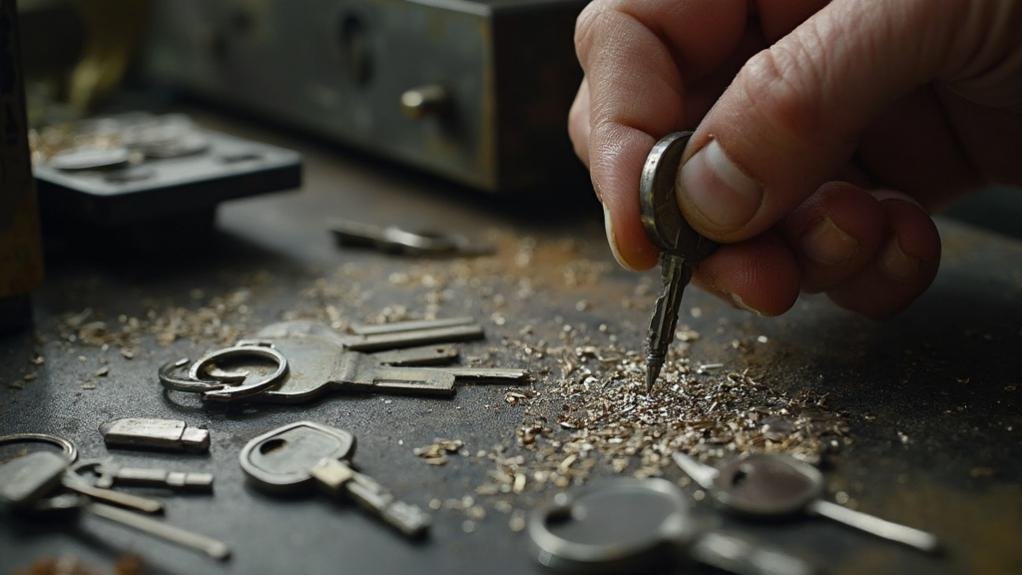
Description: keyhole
xmin=259 ymin=438 xmax=288 ymax=455
xmin=731 ymin=462 xmax=756 ymax=487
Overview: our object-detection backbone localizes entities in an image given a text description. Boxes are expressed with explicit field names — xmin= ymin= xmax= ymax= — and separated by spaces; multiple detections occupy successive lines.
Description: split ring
xmin=0 ymin=432 xmax=79 ymax=462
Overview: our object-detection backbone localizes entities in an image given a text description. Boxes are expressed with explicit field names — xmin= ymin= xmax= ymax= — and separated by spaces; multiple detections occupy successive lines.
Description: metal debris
xmin=414 ymin=439 xmax=465 ymax=466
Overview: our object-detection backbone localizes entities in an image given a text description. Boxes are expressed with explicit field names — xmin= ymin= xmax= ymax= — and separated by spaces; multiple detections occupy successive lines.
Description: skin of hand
xmin=569 ymin=0 xmax=1022 ymax=318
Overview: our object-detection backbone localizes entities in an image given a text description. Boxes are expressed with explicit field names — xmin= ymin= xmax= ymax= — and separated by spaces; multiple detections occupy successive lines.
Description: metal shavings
xmin=505 ymin=391 xmax=531 ymax=405
xmin=508 ymin=510 xmax=526 ymax=532
xmin=57 ymin=287 xmax=256 ymax=351
xmin=414 ymin=439 xmax=465 ymax=466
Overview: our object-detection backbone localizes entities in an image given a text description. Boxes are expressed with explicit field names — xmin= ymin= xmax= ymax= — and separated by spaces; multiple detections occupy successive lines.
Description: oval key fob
xmin=239 ymin=421 xmax=356 ymax=493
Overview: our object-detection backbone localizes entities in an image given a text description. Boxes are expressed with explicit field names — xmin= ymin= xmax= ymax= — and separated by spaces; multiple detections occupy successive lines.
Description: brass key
xmin=640 ymin=132 xmax=717 ymax=390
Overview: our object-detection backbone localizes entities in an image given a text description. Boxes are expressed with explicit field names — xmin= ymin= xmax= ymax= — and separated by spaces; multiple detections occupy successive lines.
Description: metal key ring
xmin=188 ymin=341 xmax=289 ymax=402
xmin=159 ymin=358 xmax=227 ymax=393
xmin=0 ymin=432 xmax=79 ymax=462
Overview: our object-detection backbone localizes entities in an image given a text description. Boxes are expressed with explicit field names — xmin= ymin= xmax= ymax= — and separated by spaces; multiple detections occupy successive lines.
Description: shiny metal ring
xmin=188 ymin=342 xmax=289 ymax=402
xmin=159 ymin=357 xmax=227 ymax=393
xmin=0 ymin=432 xmax=79 ymax=462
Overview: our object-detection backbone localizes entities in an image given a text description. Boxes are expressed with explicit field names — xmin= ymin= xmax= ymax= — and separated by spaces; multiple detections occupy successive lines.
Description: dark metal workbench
xmin=1 ymin=114 xmax=1020 ymax=575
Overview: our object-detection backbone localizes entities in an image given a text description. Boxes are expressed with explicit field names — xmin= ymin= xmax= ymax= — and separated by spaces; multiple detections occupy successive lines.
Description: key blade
xmin=809 ymin=500 xmax=941 ymax=554
xmin=87 ymin=502 xmax=231 ymax=560
xmin=343 ymin=324 xmax=484 ymax=352
xmin=363 ymin=367 xmax=458 ymax=396
xmin=645 ymin=254 xmax=692 ymax=390
xmin=692 ymin=532 xmax=815 ymax=575
xmin=312 ymin=459 xmax=430 ymax=538
xmin=443 ymin=367 xmax=529 ymax=383
xmin=62 ymin=475 xmax=165 ymax=514
xmin=349 ymin=317 xmax=476 ymax=336
xmin=672 ymin=452 xmax=719 ymax=490
xmin=371 ymin=345 xmax=460 ymax=366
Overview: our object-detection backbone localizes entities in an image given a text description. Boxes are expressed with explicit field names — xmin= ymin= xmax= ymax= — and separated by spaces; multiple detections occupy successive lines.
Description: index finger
xmin=575 ymin=0 xmax=748 ymax=269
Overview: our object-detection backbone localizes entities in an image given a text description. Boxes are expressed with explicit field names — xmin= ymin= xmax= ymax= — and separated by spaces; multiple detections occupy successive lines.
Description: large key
xmin=239 ymin=421 xmax=430 ymax=538
xmin=189 ymin=321 xmax=528 ymax=403
xmin=0 ymin=451 xmax=229 ymax=560
xmin=640 ymin=132 xmax=717 ymax=390
xmin=673 ymin=452 xmax=941 ymax=554
xmin=159 ymin=318 xmax=496 ymax=402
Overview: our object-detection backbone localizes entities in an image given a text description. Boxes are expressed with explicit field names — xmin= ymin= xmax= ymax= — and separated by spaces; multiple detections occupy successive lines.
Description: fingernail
xmin=801 ymin=217 xmax=859 ymax=265
xmin=677 ymin=139 xmax=761 ymax=232
xmin=603 ymin=204 xmax=639 ymax=271
xmin=879 ymin=238 xmax=920 ymax=282
xmin=728 ymin=291 xmax=765 ymax=316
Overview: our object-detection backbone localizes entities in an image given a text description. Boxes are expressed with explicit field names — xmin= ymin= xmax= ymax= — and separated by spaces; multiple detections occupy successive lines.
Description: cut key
xmin=194 ymin=321 xmax=528 ymax=404
xmin=239 ymin=421 xmax=429 ymax=538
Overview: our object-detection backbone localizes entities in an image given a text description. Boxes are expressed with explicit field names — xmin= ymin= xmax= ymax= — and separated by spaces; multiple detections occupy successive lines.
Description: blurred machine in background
xmin=141 ymin=0 xmax=588 ymax=194
xmin=15 ymin=0 xmax=1019 ymax=235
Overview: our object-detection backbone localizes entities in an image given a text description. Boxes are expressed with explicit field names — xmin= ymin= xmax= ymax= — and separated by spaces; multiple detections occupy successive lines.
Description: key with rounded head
xmin=640 ymin=132 xmax=717 ymax=390
xmin=529 ymin=477 xmax=813 ymax=575
xmin=239 ymin=421 xmax=429 ymax=538
xmin=673 ymin=452 xmax=941 ymax=554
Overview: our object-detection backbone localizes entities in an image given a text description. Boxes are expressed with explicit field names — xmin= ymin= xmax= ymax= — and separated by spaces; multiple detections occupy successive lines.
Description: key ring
xmin=159 ymin=358 xmax=227 ymax=393
xmin=0 ymin=432 xmax=79 ymax=462
xmin=181 ymin=341 xmax=289 ymax=402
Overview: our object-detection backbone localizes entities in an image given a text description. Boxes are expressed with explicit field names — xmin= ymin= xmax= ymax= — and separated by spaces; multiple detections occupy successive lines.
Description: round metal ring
xmin=188 ymin=343 xmax=289 ymax=402
xmin=0 ymin=432 xmax=79 ymax=462
xmin=158 ymin=357 xmax=227 ymax=393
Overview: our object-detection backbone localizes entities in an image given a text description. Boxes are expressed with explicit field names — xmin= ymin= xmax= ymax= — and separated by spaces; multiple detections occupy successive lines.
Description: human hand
xmin=569 ymin=0 xmax=1022 ymax=317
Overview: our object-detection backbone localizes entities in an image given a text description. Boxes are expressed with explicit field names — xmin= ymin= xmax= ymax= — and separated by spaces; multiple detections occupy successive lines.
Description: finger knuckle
xmin=738 ymin=39 xmax=828 ymax=149
xmin=574 ymin=1 xmax=609 ymax=64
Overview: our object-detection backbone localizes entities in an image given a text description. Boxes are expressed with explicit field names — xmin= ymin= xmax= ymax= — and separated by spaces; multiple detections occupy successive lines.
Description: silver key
xmin=673 ymin=452 xmax=941 ymax=554
xmin=640 ymin=132 xmax=717 ymax=390
xmin=0 ymin=450 xmax=163 ymax=514
xmin=100 ymin=418 xmax=210 ymax=453
xmin=330 ymin=219 xmax=494 ymax=257
xmin=72 ymin=459 xmax=214 ymax=493
xmin=0 ymin=452 xmax=229 ymax=560
xmin=529 ymin=477 xmax=813 ymax=575
xmin=239 ymin=421 xmax=429 ymax=538
xmin=181 ymin=320 xmax=528 ymax=403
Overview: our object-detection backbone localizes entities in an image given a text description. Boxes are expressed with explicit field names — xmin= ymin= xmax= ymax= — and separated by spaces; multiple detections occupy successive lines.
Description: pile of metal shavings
xmin=462 ymin=334 xmax=851 ymax=529
xmin=56 ymin=288 xmax=254 ymax=353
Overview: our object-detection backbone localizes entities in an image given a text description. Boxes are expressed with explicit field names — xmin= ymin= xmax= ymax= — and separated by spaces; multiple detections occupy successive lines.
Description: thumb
xmin=675 ymin=0 xmax=962 ymax=243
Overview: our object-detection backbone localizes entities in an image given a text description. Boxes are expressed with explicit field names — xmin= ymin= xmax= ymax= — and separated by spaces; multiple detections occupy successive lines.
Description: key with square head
xmin=239 ymin=421 xmax=430 ymax=538
xmin=0 ymin=452 xmax=229 ymax=560
xmin=190 ymin=321 xmax=527 ymax=403
xmin=673 ymin=452 xmax=941 ymax=553
xmin=640 ymin=132 xmax=718 ymax=390
xmin=72 ymin=459 xmax=214 ymax=493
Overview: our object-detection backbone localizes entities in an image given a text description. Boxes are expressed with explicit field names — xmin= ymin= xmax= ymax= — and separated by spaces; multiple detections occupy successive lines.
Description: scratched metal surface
xmin=1 ymin=115 xmax=1020 ymax=575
